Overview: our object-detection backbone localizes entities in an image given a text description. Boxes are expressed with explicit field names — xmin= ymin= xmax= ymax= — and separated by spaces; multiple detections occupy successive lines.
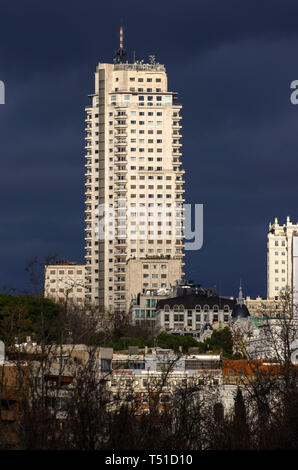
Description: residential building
xmin=292 ymin=236 xmax=298 ymax=319
xmin=130 ymin=287 xmax=170 ymax=327
xmin=101 ymin=348 xmax=223 ymax=414
xmin=44 ymin=261 xmax=86 ymax=306
xmin=267 ymin=216 xmax=298 ymax=299
xmin=130 ymin=280 xmax=228 ymax=330
xmin=84 ymin=31 xmax=185 ymax=312
xmin=155 ymin=288 xmax=236 ymax=338
xmin=244 ymin=296 xmax=281 ymax=322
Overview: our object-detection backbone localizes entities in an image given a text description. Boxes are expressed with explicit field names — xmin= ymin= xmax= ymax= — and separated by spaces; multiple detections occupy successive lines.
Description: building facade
xmin=244 ymin=296 xmax=281 ymax=319
xmin=84 ymin=45 xmax=185 ymax=312
xmin=292 ymin=236 xmax=298 ymax=318
xmin=155 ymin=290 xmax=236 ymax=337
xmin=44 ymin=261 xmax=86 ymax=306
xmin=130 ymin=287 xmax=170 ymax=328
xmin=267 ymin=216 xmax=298 ymax=299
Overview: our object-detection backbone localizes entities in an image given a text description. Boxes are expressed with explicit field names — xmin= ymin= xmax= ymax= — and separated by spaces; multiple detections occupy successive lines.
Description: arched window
xmin=178 ymin=304 xmax=184 ymax=311
xmin=223 ymin=305 xmax=229 ymax=313
xmin=164 ymin=305 xmax=170 ymax=312
xmin=203 ymin=305 xmax=209 ymax=312
xmin=173 ymin=304 xmax=179 ymax=312
xmin=195 ymin=305 xmax=201 ymax=312
xmin=213 ymin=305 xmax=219 ymax=312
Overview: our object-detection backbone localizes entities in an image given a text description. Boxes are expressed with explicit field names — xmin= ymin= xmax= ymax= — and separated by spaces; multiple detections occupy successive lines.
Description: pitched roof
xmin=156 ymin=294 xmax=236 ymax=310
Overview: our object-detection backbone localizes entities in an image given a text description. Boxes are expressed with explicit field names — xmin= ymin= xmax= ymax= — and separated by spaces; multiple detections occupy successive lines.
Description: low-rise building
xmin=44 ymin=261 xmax=86 ymax=307
xmin=130 ymin=287 xmax=170 ymax=327
xmin=101 ymin=348 xmax=223 ymax=414
xmin=155 ymin=289 xmax=236 ymax=339
xmin=244 ymin=296 xmax=281 ymax=322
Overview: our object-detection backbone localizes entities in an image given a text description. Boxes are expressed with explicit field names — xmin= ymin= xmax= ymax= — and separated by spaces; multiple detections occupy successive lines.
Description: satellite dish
xmin=0 ymin=341 xmax=4 ymax=365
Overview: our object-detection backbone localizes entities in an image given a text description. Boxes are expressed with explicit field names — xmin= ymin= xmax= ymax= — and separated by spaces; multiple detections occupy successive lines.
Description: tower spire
xmin=115 ymin=26 xmax=127 ymax=63
xmin=237 ymin=279 xmax=244 ymax=306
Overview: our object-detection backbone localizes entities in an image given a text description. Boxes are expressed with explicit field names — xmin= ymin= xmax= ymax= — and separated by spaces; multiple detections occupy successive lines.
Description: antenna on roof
xmin=115 ymin=25 xmax=127 ymax=63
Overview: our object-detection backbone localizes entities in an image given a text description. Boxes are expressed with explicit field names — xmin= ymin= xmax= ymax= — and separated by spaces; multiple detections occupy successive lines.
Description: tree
xmin=204 ymin=327 xmax=234 ymax=357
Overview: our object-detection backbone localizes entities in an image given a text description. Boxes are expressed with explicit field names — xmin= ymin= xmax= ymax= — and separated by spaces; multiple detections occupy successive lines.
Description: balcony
xmin=114 ymin=185 xmax=127 ymax=192
xmin=114 ymin=122 xmax=127 ymax=129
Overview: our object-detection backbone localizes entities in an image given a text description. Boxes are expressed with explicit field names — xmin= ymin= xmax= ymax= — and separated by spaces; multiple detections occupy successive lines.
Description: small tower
xmin=231 ymin=281 xmax=250 ymax=322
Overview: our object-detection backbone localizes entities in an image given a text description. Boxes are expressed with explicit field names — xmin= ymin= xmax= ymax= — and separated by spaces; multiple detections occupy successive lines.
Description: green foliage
xmin=105 ymin=332 xmax=200 ymax=353
xmin=203 ymin=327 xmax=234 ymax=358
xmin=155 ymin=332 xmax=200 ymax=352
xmin=0 ymin=293 xmax=60 ymax=344
xmin=104 ymin=336 xmax=153 ymax=350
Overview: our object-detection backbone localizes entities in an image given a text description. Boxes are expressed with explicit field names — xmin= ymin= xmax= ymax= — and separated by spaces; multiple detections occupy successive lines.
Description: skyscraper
xmin=267 ymin=216 xmax=298 ymax=299
xmin=84 ymin=29 xmax=185 ymax=312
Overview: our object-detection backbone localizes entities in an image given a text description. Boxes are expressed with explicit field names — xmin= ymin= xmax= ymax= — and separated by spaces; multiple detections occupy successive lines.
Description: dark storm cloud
xmin=1 ymin=0 xmax=298 ymax=296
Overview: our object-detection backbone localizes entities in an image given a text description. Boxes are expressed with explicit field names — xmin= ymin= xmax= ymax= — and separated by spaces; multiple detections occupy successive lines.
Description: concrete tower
xmin=84 ymin=29 xmax=185 ymax=312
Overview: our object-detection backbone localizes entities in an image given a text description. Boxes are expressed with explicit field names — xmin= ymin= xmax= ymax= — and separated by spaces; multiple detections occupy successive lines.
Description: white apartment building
xmin=44 ymin=261 xmax=86 ymax=306
xmin=267 ymin=216 xmax=298 ymax=299
xmin=84 ymin=45 xmax=185 ymax=312
xmin=155 ymin=292 xmax=235 ymax=336
xmin=293 ymin=236 xmax=298 ymax=318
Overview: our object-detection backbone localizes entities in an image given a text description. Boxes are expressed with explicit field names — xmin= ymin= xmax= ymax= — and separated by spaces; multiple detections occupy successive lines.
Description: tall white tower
xmin=267 ymin=216 xmax=298 ymax=299
xmin=84 ymin=29 xmax=185 ymax=313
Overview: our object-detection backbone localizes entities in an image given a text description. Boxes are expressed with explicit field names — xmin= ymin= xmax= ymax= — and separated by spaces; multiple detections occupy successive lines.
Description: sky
xmin=1 ymin=0 xmax=298 ymax=298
